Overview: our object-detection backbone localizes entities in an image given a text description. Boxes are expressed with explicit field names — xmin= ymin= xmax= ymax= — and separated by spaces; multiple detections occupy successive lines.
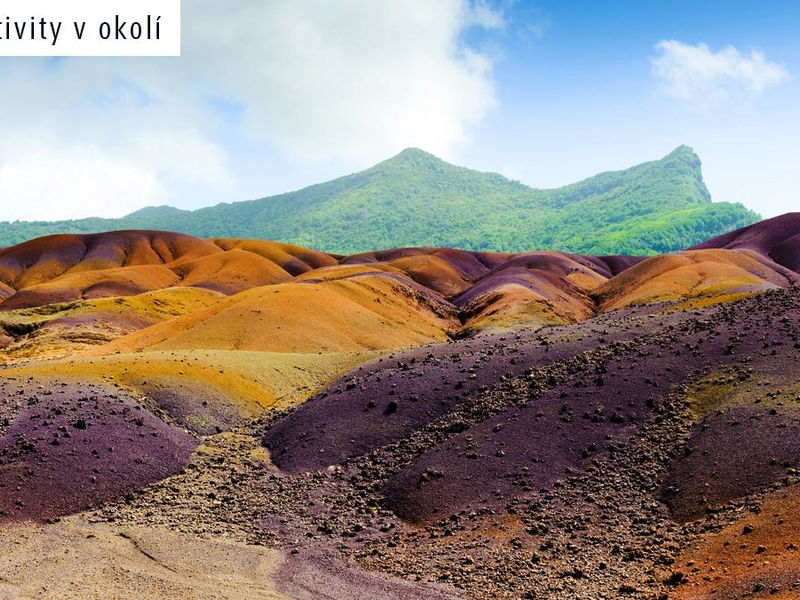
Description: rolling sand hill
xmin=594 ymin=248 xmax=800 ymax=311
xmin=2 ymin=214 xmax=800 ymax=599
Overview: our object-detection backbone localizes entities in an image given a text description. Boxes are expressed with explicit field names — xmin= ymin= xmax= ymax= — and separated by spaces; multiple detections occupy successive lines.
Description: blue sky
xmin=462 ymin=0 xmax=800 ymax=214
xmin=0 ymin=0 xmax=797 ymax=221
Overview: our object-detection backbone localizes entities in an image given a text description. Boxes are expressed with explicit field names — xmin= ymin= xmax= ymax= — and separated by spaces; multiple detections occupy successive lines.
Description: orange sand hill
xmin=0 ymin=231 xmax=337 ymax=310
xmin=3 ymin=223 xmax=800 ymax=367
xmin=672 ymin=484 xmax=800 ymax=600
xmin=91 ymin=275 xmax=459 ymax=355
xmin=593 ymin=248 xmax=800 ymax=312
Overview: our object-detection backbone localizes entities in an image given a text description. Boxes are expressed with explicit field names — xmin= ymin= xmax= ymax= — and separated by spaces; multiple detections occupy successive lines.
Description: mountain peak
xmin=125 ymin=205 xmax=187 ymax=219
xmin=664 ymin=144 xmax=700 ymax=163
xmin=394 ymin=147 xmax=439 ymax=159
xmin=382 ymin=147 xmax=448 ymax=167
xmin=670 ymin=144 xmax=695 ymax=153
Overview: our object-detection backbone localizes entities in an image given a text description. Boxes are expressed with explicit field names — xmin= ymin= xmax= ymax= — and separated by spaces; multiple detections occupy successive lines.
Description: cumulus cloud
xmin=0 ymin=0 xmax=501 ymax=220
xmin=180 ymin=0 xmax=499 ymax=161
xmin=651 ymin=40 xmax=789 ymax=105
xmin=0 ymin=144 xmax=164 ymax=221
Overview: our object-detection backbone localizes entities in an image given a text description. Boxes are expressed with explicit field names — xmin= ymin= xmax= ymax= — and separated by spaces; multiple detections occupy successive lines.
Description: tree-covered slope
xmin=0 ymin=146 xmax=759 ymax=254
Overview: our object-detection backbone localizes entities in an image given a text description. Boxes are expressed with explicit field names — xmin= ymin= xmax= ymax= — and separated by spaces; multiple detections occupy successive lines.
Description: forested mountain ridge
xmin=0 ymin=146 xmax=759 ymax=254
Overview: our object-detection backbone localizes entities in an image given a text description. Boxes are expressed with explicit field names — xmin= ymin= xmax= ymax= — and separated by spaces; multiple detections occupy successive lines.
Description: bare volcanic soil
xmin=0 ymin=379 xmax=196 ymax=523
xmin=264 ymin=289 xmax=800 ymax=525
xmin=5 ymin=217 xmax=800 ymax=598
xmin=2 ymin=222 xmax=800 ymax=367
xmin=78 ymin=287 xmax=800 ymax=600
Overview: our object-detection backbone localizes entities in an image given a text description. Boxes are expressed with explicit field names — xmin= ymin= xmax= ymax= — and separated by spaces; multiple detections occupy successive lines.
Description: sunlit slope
xmin=92 ymin=275 xmax=459 ymax=355
xmin=593 ymin=248 xmax=800 ymax=311
xmin=0 ymin=287 xmax=224 ymax=363
xmin=4 ymin=217 xmax=800 ymax=368
xmin=3 ymin=349 xmax=374 ymax=434
xmin=673 ymin=484 xmax=800 ymax=600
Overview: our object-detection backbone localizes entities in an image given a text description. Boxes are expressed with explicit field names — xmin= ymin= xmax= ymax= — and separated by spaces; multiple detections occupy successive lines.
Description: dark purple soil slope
xmin=664 ymin=406 xmax=800 ymax=522
xmin=0 ymin=379 xmax=196 ymax=523
xmin=264 ymin=306 xmax=655 ymax=475
xmin=596 ymin=254 xmax=647 ymax=275
xmin=265 ymin=289 xmax=800 ymax=525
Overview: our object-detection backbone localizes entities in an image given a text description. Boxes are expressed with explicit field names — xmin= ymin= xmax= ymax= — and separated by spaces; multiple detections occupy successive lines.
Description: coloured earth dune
xmin=2 ymin=214 xmax=800 ymax=599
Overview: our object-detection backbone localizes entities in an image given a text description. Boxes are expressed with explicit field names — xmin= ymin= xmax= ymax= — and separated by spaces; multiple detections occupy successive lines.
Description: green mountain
xmin=0 ymin=146 xmax=759 ymax=254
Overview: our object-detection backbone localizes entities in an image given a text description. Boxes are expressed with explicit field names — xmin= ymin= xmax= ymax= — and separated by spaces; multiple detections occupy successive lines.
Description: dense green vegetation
xmin=0 ymin=145 xmax=759 ymax=254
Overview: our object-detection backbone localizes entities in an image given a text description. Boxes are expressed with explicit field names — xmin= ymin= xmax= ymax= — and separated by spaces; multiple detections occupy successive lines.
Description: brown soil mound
xmin=673 ymin=484 xmax=800 ymax=599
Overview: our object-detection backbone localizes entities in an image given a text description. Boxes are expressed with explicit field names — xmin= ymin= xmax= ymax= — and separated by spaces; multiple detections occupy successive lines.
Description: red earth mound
xmin=673 ymin=483 xmax=800 ymax=599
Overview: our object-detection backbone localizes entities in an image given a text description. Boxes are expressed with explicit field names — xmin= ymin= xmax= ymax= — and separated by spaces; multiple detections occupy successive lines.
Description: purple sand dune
xmin=387 ymin=293 xmax=800 ymax=523
xmin=595 ymin=254 xmax=648 ymax=275
xmin=82 ymin=280 xmax=154 ymax=299
xmin=495 ymin=252 xmax=614 ymax=278
xmin=265 ymin=289 xmax=800 ymax=524
xmin=664 ymin=406 xmax=800 ymax=521
xmin=380 ymin=319 xmax=708 ymax=522
xmin=0 ymin=380 xmax=196 ymax=523
xmin=265 ymin=301 xmax=706 ymax=485
xmin=263 ymin=308 xmax=653 ymax=475
xmin=0 ymin=289 xmax=82 ymax=311
xmin=262 ymin=303 xmax=685 ymax=476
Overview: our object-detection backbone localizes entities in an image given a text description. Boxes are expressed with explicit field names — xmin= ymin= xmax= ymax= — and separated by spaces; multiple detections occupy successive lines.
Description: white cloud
xmin=651 ymin=40 xmax=789 ymax=106
xmin=0 ymin=143 xmax=165 ymax=221
xmin=464 ymin=0 xmax=506 ymax=29
xmin=180 ymin=0 xmax=499 ymax=161
xmin=0 ymin=0 xmax=501 ymax=221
